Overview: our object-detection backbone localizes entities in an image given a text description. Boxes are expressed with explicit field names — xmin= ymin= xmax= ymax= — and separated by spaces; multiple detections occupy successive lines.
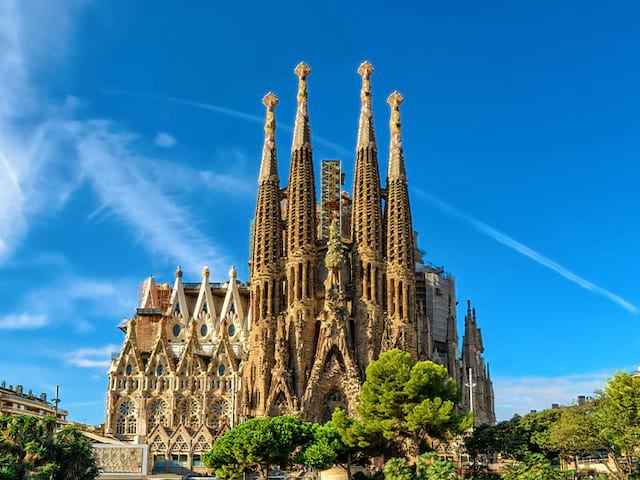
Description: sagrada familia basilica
xmin=104 ymin=62 xmax=495 ymax=471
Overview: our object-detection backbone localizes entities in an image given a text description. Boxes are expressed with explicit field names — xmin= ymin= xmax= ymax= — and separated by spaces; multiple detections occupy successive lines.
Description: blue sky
xmin=0 ymin=0 xmax=639 ymax=425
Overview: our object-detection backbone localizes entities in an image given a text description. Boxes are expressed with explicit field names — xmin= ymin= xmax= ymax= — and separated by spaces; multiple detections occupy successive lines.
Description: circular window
xmin=118 ymin=399 xmax=136 ymax=416
xmin=218 ymin=364 xmax=225 ymax=376
xmin=126 ymin=365 xmax=132 ymax=376
xmin=228 ymin=324 xmax=236 ymax=337
xmin=172 ymin=324 xmax=181 ymax=337
xmin=200 ymin=324 xmax=208 ymax=337
xmin=156 ymin=365 xmax=163 ymax=376
xmin=213 ymin=400 xmax=229 ymax=416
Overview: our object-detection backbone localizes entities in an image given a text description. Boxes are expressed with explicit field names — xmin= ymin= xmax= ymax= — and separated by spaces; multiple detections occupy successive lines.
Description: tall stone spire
xmin=286 ymin=62 xmax=317 ymax=257
xmin=382 ymin=91 xmax=417 ymax=356
xmin=283 ymin=62 xmax=317 ymax=401
xmin=462 ymin=300 xmax=495 ymax=425
xmin=351 ymin=61 xmax=384 ymax=371
xmin=244 ymin=92 xmax=284 ymax=417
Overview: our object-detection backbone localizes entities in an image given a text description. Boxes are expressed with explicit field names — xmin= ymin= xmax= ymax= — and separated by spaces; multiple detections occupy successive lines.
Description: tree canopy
xmin=356 ymin=349 xmax=471 ymax=461
xmin=0 ymin=415 xmax=99 ymax=480
xmin=203 ymin=415 xmax=314 ymax=480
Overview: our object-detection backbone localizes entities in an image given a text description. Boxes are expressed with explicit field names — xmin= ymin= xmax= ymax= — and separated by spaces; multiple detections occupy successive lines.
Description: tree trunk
xmin=346 ymin=452 xmax=353 ymax=480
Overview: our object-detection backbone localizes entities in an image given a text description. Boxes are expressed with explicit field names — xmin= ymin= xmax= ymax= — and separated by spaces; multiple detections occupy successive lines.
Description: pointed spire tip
xmin=387 ymin=91 xmax=404 ymax=108
xmin=294 ymin=62 xmax=311 ymax=79
xmin=262 ymin=92 xmax=278 ymax=108
xmin=357 ymin=61 xmax=374 ymax=78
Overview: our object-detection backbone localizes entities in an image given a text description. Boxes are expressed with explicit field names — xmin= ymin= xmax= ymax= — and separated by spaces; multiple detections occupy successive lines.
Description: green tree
xmin=465 ymin=416 xmax=529 ymax=461
xmin=501 ymin=453 xmax=570 ymax=480
xmin=594 ymin=372 xmax=640 ymax=479
xmin=358 ymin=349 xmax=471 ymax=467
xmin=0 ymin=415 xmax=98 ymax=480
xmin=332 ymin=408 xmax=393 ymax=462
xmin=52 ymin=426 xmax=100 ymax=480
xmin=518 ymin=408 xmax=563 ymax=460
xmin=547 ymin=402 xmax=603 ymax=469
xmin=299 ymin=421 xmax=354 ymax=474
xmin=204 ymin=415 xmax=314 ymax=480
xmin=416 ymin=452 xmax=457 ymax=480
xmin=383 ymin=458 xmax=413 ymax=480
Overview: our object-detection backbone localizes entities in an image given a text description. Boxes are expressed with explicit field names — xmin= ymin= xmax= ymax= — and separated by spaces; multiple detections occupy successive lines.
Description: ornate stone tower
xmin=351 ymin=62 xmax=385 ymax=374
xmin=461 ymin=300 xmax=496 ymax=426
xmin=382 ymin=92 xmax=418 ymax=356
xmin=274 ymin=62 xmax=318 ymax=412
xmin=243 ymin=93 xmax=283 ymax=417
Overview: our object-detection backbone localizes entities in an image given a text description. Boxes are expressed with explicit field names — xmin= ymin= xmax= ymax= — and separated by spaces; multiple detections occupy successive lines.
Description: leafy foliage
xmin=593 ymin=372 xmax=640 ymax=478
xmin=0 ymin=415 xmax=98 ymax=480
xmin=501 ymin=454 xmax=570 ymax=480
xmin=299 ymin=421 xmax=350 ymax=470
xmin=416 ymin=452 xmax=457 ymax=480
xmin=465 ymin=416 xmax=529 ymax=461
xmin=204 ymin=415 xmax=314 ymax=479
xmin=358 ymin=349 xmax=471 ymax=459
xmin=383 ymin=458 xmax=413 ymax=480
xmin=547 ymin=403 xmax=603 ymax=461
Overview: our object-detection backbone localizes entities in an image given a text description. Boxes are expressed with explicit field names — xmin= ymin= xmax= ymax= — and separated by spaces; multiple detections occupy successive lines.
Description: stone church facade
xmin=104 ymin=62 xmax=495 ymax=472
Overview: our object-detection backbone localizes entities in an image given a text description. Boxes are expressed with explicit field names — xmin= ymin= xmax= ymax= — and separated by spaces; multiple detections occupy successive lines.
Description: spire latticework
xmin=284 ymin=62 xmax=317 ymax=401
xmin=244 ymin=92 xmax=284 ymax=417
xmin=383 ymin=91 xmax=417 ymax=356
xmin=351 ymin=61 xmax=385 ymax=368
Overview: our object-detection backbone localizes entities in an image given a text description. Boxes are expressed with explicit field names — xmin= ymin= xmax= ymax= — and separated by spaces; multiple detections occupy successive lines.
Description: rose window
xmin=148 ymin=399 xmax=169 ymax=429
xmin=213 ymin=399 xmax=230 ymax=416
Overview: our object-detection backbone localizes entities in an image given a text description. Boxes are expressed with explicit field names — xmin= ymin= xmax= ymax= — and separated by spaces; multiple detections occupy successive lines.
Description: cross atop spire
xmin=259 ymin=92 xmax=279 ymax=182
xmin=292 ymin=62 xmax=312 ymax=151
xmin=387 ymin=91 xmax=406 ymax=180
xmin=356 ymin=61 xmax=376 ymax=149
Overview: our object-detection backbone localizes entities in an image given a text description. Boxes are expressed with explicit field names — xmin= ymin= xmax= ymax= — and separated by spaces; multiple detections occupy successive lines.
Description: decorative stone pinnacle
xmin=388 ymin=91 xmax=404 ymax=134
xmin=387 ymin=90 xmax=404 ymax=109
xmin=292 ymin=62 xmax=312 ymax=151
xmin=294 ymin=62 xmax=311 ymax=101
xmin=262 ymin=92 xmax=278 ymax=136
xmin=358 ymin=61 xmax=374 ymax=78
xmin=358 ymin=61 xmax=374 ymax=103
xmin=294 ymin=62 xmax=311 ymax=79
xmin=175 ymin=265 xmax=183 ymax=278
xmin=262 ymin=92 xmax=278 ymax=108
xmin=202 ymin=266 xmax=210 ymax=279
xmin=229 ymin=265 xmax=237 ymax=280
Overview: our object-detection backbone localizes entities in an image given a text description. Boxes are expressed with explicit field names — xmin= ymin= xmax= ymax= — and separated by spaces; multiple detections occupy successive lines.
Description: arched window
xmin=176 ymin=397 xmax=201 ymax=428
xmin=147 ymin=398 xmax=169 ymax=431
xmin=115 ymin=398 xmax=138 ymax=435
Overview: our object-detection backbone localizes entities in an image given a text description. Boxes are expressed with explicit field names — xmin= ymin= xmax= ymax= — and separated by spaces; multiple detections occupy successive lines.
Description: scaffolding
xmin=320 ymin=160 xmax=342 ymax=240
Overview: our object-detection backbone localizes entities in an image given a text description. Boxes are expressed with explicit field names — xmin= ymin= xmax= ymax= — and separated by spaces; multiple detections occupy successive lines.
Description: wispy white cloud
xmin=67 ymin=120 xmax=230 ymax=275
xmin=415 ymin=189 xmax=638 ymax=314
xmin=154 ymin=131 xmax=176 ymax=148
xmin=0 ymin=255 xmax=137 ymax=332
xmin=493 ymin=371 xmax=612 ymax=421
xmin=0 ymin=313 xmax=47 ymax=330
xmin=64 ymin=344 xmax=119 ymax=369
xmin=0 ymin=2 xmax=240 ymax=277
xmin=102 ymin=89 xmax=352 ymax=157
